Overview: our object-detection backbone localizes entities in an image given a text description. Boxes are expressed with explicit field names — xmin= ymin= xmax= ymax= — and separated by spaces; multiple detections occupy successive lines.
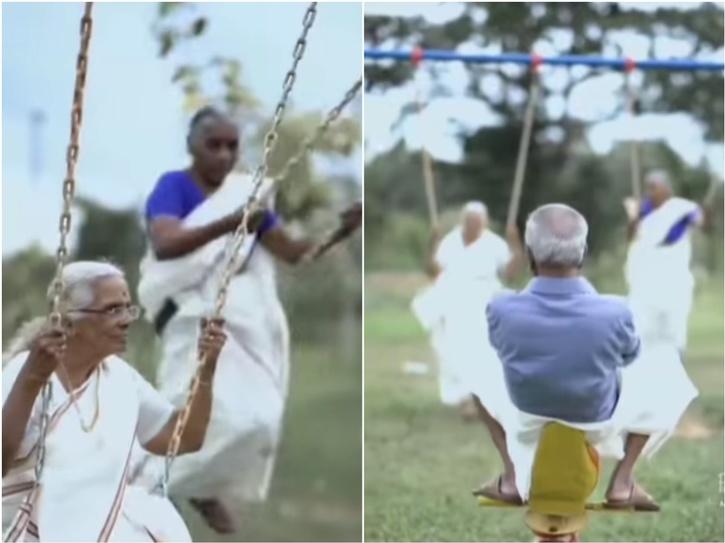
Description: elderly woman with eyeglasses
xmin=2 ymin=261 xmax=224 ymax=542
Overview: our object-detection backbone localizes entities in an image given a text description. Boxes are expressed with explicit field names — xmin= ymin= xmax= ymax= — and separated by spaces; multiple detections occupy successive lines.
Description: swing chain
xmin=33 ymin=387 xmax=52 ymax=484
xmin=50 ymin=2 xmax=94 ymax=322
xmin=161 ymin=3 xmax=318 ymax=490
xmin=267 ymin=2 xmax=317 ymax=153
xmin=218 ymin=1 xmax=318 ymax=285
xmin=33 ymin=4 xmax=94 ymax=495
xmin=274 ymin=77 xmax=362 ymax=186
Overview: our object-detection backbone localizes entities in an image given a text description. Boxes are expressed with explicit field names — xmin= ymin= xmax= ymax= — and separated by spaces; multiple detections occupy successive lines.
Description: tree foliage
xmin=364 ymin=3 xmax=723 ymax=270
xmin=152 ymin=3 xmax=362 ymax=222
xmin=366 ymin=3 xmax=724 ymax=138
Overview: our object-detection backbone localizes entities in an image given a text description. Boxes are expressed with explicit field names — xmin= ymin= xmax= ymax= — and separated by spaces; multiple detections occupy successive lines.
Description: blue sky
xmin=2 ymin=2 xmax=362 ymax=255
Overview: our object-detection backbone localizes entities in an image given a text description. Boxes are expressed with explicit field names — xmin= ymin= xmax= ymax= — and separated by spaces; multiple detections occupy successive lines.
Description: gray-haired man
xmin=474 ymin=204 xmax=696 ymax=511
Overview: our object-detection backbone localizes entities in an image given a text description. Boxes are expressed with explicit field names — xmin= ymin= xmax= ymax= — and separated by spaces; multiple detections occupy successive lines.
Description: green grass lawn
xmin=129 ymin=323 xmax=362 ymax=542
xmin=364 ymin=271 xmax=724 ymax=542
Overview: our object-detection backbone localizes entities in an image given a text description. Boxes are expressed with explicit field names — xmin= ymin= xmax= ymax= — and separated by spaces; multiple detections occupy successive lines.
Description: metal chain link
xmin=35 ymin=0 xmax=93 ymax=496
xmin=160 ymin=2 xmax=318 ymax=493
xmin=274 ymin=78 xmax=362 ymax=187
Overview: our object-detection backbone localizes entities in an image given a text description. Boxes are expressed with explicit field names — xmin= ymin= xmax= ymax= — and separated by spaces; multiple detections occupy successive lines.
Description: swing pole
xmin=624 ymin=58 xmax=642 ymax=200
xmin=365 ymin=49 xmax=725 ymax=72
xmin=506 ymin=55 xmax=541 ymax=228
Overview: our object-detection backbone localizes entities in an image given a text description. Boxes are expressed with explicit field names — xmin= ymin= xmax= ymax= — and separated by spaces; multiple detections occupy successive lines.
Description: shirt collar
xmin=525 ymin=276 xmax=598 ymax=295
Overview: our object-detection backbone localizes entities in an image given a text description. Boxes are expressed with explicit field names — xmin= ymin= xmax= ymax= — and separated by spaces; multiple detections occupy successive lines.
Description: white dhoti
xmin=134 ymin=174 xmax=289 ymax=512
xmin=626 ymin=197 xmax=701 ymax=351
xmin=500 ymin=342 xmax=698 ymax=500
xmin=412 ymin=227 xmax=515 ymax=421
xmin=2 ymin=354 xmax=190 ymax=542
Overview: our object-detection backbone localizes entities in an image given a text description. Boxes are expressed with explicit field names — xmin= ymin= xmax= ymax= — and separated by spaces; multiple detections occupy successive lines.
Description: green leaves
xmin=158 ymin=30 xmax=176 ymax=57
xmin=365 ymin=3 xmax=724 ymax=138
xmin=151 ymin=2 xmax=360 ymax=223
xmin=153 ymin=3 xmax=207 ymax=58
xmin=191 ymin=17 xmax=207 ymax=36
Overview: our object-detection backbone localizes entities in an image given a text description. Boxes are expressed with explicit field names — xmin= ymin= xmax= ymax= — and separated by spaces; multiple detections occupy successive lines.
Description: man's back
xmin=487 ymin=277 xmax=641 ymax=423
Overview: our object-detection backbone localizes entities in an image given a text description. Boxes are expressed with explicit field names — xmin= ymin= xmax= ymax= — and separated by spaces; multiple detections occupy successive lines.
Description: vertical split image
xmin=2 ymin=3 xmax=362 ymax=542
xmin=3 ymin=2 xmax=725 ymax=543
xmin=364 ymin=2 xmax=723 ymax=542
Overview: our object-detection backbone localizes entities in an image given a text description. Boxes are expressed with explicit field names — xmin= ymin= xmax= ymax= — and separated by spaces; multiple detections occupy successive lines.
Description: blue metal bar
xmin=365 ymin=48 xmax=725 ymax=72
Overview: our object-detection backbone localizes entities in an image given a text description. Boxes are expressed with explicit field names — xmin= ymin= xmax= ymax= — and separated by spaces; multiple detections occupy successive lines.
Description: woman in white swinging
xmin=2 ymin=261 xmax=225 ymax=542
xmin=624 ymin=169 xmax=710 ymax=353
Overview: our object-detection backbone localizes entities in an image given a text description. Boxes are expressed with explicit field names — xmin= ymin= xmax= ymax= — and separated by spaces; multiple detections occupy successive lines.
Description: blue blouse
xmin=145 ymin=170 xmax=279 ymax=235
xmin=639 ymin=198 xmax=698 ymax=246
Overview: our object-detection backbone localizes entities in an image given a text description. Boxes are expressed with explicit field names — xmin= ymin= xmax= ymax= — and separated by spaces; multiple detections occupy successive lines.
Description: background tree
xmin=364 ymin=2 xmax=723 ymax=272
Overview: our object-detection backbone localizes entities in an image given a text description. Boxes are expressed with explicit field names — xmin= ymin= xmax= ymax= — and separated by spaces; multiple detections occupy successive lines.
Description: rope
xmin=506 ymin=54 xmax=541 ymax=227
xmin=159 ymin=2 xmax=318 ymax=495
xmin=703 ymin=170 xmax=722 ymax=209
xmin=624 ymin=58 xmax=642 ymax=200
xmin=411 ymin=46 xmax=439 ymax=229
xmin=420 ymin=145 xmax=439 ymax=229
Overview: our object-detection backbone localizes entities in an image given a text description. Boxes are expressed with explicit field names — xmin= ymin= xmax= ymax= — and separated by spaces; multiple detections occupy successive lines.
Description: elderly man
xmin=2 ymin=261 xmax=225 ymax=541
xmin=412 ymin=201 xmax=523 ymax=419
xmin=474 ymin=204 xmax=697 ymax=512
xmin=625 ymin=170 xmax=707 ymax=352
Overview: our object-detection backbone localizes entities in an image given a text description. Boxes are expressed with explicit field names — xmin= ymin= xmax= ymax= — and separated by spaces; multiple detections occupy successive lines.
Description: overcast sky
xmin=2 ymin=3 xmax=362 ymax=255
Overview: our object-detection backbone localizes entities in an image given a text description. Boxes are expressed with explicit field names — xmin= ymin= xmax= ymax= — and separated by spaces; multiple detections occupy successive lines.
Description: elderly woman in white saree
xmin=411 ymin=201 xmax=523 ymax=418
xmin=2 ymin=261 xmax=226 ymax=542
xmin=132 ymin=107 xmax=361 ymax=533
xmin=624 ymin=170 xmax=707 ymax=352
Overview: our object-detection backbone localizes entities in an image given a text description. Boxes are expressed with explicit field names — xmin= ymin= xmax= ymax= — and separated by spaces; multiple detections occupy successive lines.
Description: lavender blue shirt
xmin=486 ymin=277 xmax=641 ymax=423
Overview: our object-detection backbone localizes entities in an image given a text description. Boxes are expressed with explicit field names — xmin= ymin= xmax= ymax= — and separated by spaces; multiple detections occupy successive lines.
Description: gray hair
xmin=49 ymin=261 xmax=124 ymax=313
xmin=462 ymin=200 xmax=488 ymax=219
xmin=187 ymin=106 xmax=235 ymax=147
xmin=4 ymin=261 xmax=124 ymax=362
xmin=525 ymin=204 xmax=588 ymax=268
xmin=644 ymin=169 xmax=672 ymax=190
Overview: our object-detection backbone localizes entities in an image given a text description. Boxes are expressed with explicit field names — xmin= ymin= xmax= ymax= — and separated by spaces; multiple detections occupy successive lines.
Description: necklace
xmin=57 ymin=362 xmax=101 ymax=433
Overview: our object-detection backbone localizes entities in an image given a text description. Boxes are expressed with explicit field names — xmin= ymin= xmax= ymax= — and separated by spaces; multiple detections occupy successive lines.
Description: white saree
xmin=2 ymin=353 xmax=190 ymax=542
xmin=625 ymin=197 xmax=701 ymax=350
xmin=134 ymin=173 xmax=289 ymax=512
xmin=412 ymin=227 xmax=515 ymax=420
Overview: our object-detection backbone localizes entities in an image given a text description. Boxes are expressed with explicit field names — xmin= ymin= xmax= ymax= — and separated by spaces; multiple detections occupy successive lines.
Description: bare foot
xmin=189 ymin=498 xmax=236 ymax=534
xmin=605 ymin=478 xmax=660 ymax=511
xmin=605 ymin=471 xmax=633 ymax=503
xmin=500 ymin=472 xmax=518 ymax=497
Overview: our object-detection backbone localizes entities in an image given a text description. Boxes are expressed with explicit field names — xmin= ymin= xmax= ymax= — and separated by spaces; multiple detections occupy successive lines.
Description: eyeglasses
xmin=70 ymin=305 xmax=142 ymax=321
